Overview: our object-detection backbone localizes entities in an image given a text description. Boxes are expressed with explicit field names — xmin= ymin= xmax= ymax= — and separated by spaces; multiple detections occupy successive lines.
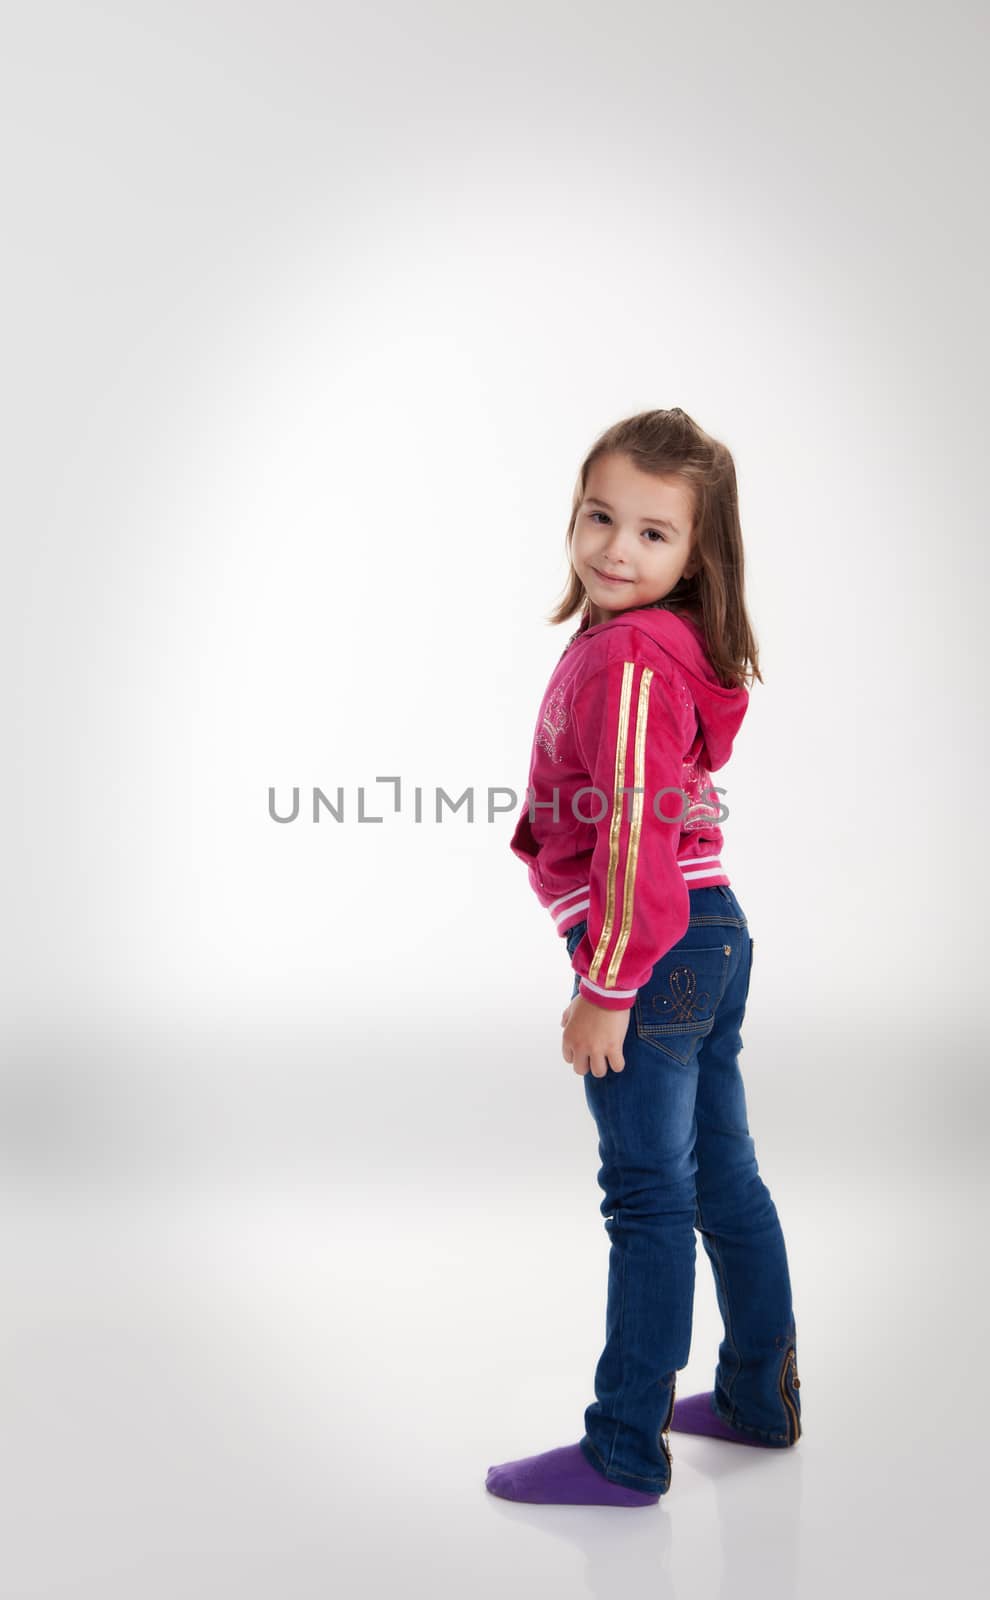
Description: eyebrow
xmin=583 ymin=496 xmax=684 ymax=536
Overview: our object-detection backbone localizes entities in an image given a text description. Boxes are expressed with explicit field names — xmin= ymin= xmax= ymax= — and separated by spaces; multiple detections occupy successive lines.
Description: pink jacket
xmin=509 ymin=603 xmax=749 ymax=1011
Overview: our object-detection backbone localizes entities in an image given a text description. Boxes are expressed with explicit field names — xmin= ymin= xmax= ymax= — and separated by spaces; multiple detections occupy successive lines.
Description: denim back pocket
xmin=633 ymin=940 xmax=735 ymax=1065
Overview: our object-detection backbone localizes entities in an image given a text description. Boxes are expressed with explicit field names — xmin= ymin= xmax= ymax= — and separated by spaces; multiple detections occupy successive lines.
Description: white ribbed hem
xmin=679 ymin=854 xmax=729 ymax=884
xmin=579 ymin=974 xmax=639 ymax=1001
xmin=550 ymin=886 xmax=592 ymax=930
xmin=548 ymin=857 xmax=729 ymax=935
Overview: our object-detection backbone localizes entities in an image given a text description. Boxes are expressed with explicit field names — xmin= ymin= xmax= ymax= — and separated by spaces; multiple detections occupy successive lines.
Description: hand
xmin=559 ymin=994 xmax=632 ymax=1078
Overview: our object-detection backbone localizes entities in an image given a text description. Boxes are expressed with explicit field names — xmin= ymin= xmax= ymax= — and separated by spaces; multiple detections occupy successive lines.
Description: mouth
xmin=591 ymin=567 xmax=634 ymax=586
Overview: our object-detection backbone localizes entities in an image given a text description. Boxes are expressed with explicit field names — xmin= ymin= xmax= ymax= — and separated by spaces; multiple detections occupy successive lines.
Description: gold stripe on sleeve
xmin=589 ymin=661 xmax=634 ymax=984
xmin=606 ymin=666 xmax=652 ymax=986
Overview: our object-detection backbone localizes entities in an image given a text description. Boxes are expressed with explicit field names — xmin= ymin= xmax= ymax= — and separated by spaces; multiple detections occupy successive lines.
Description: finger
xmin=610 ymin=1053 xmax=625 ymax=1073
xmin=591 ymin=1054 xmax=608 ymax=1079
xmin=573 ymin=1057 xmax=589 ymax=1077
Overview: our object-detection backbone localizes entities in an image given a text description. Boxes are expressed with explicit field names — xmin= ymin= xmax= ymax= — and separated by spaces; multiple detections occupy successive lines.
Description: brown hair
xmin=547 ymin=408 xmax=762 ymax=690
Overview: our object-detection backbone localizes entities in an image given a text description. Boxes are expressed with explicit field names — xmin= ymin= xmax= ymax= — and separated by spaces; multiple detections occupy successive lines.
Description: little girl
xmin=486 ymin=408 xmax=801 ymax=1508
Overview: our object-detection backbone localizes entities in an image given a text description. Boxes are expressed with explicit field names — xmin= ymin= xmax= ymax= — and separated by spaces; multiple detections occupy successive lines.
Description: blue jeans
xmin=565 ymin=884 xmax=801 ymax=1494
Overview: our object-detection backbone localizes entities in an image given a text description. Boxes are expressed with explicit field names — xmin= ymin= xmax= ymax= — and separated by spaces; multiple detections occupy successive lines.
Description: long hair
xmin=547 ymin=408 xmax=762 ymax=690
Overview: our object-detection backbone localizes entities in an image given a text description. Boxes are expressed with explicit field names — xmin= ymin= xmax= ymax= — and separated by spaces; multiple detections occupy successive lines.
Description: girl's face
xmin=571 ymin=452 xmax=699 ymax=626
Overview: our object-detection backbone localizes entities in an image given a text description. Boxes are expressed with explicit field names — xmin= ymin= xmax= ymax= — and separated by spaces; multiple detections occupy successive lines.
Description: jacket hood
xmin=573 ymin=604 xmax=749 ymax=772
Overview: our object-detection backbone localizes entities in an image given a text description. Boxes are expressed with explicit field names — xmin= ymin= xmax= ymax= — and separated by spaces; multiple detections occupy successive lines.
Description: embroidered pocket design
xmin=634 ymin=941 xmax=734 ymax=1066
xmin=537 ymin=682 xmax=570 ymax=763
xmin=651 ymin=965 xmax=711 ymax=1023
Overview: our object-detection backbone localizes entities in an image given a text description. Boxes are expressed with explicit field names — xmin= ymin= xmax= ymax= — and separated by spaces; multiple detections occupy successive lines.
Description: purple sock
xmin=485 ymin=1443 xmax=661 ymax=1507
xmin=671 ymin=1392 xmax=781 ymax=1448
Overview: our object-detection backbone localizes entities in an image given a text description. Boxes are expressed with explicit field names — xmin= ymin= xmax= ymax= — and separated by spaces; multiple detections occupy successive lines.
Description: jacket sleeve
xmin=569 ymin=652 xmax=692 ymax=1011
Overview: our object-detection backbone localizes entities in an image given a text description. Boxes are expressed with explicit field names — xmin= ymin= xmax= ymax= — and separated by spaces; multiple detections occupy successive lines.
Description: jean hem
xmin=711 ymin=1395 xmax=796 ymax=1447
xmin=579 ymin=1434 xmax=668 ymax=1496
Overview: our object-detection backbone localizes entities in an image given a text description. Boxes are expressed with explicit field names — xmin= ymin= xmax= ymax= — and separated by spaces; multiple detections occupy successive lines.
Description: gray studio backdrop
xmin=1 ymin=4 xmax=987 ymax=1598
xmin=4 ymin=4 xmax=985 ymax=1180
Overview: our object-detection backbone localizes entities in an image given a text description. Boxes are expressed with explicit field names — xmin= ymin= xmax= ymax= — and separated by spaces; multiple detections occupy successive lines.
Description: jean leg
xmin=578 ymin=1024 xmax=699 ymax=1495
xmin=693 ymin=927 xmax=802 ymax=1445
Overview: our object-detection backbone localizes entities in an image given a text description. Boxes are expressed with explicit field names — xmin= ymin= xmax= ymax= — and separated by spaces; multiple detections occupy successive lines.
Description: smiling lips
xmin=592 ymin=567 xmax=633 ymax=585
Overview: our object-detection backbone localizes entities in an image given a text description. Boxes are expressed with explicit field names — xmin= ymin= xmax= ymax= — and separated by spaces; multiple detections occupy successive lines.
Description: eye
xmin=643 ymin=529 xmax=665 ymax=543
